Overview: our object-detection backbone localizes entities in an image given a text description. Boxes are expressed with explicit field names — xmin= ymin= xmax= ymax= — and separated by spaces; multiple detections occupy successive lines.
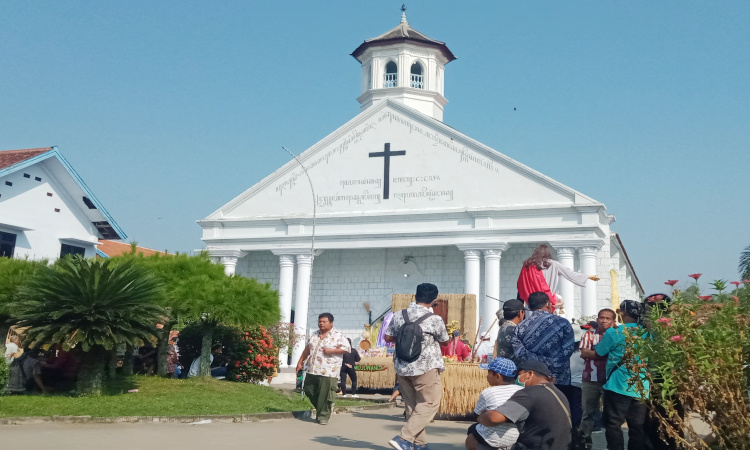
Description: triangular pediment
xmin=208 ymin=101 xmax=596 ymax=220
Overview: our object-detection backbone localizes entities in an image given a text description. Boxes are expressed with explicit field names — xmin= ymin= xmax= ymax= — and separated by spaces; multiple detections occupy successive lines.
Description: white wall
xmin=233 ymin=242 xmax=641 ymax=343
xmin=0 ymin=162 xmax=98 ymax=261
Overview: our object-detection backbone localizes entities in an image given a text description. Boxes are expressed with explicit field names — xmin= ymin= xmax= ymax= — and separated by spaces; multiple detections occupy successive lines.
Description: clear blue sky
xmin=2 ymin=1 xmax=747 ymax=294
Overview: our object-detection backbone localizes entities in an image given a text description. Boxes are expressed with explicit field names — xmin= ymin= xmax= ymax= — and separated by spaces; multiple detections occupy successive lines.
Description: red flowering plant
xmin=622 ymin=278 xmax=750 ymax=448
xmin=226 ymin=325 xmax=278 ymax=383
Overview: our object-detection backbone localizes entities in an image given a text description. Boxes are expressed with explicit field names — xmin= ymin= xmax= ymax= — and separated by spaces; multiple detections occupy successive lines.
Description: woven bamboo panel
xmin=392 ymin=293 xmax=477 ymax=343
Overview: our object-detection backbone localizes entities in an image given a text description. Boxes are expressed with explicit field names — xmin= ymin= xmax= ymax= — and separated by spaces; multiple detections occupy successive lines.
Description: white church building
xmin=199 ymin=12 xmax=643 ymax=364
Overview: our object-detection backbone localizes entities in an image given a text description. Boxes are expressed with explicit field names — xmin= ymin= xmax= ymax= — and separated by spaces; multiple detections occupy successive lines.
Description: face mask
xmin=515 ymin=373 xmax=527 ymax=387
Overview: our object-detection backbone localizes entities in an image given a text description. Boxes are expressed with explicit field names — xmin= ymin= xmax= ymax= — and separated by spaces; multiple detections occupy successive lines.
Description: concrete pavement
xmin=0 ymin=407 xmax=611 ymax=449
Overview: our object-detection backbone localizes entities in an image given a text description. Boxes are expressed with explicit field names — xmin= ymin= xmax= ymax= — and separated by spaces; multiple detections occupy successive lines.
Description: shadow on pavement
xmin=352 ymin=411 xmax=407 ymax=422
xmin=311 ymin=436 xmax=383 ymax=449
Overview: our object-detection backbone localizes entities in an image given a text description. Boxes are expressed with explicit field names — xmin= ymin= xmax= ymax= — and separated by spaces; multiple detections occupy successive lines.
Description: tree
xmin=189 ymin=274 xmax=279 ymax=376
xmin=740 ymin=244 xmax=750 ymax=280
xmin=110 ymin=252 xmax=280 ymax=377
xmin=13 ymin=257 xmax=165 ymax=395
xmin=0 ymin=257 xmax=47 ymax=353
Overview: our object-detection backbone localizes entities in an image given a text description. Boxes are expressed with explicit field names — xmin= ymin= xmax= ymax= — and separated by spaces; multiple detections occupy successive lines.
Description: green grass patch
xmin=0 ymin=376 xmax=371 ymax=417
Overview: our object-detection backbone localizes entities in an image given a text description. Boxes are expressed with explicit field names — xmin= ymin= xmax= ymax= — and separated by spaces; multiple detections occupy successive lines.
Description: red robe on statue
xmin=517 ymin=265 xmax=558 ymax=306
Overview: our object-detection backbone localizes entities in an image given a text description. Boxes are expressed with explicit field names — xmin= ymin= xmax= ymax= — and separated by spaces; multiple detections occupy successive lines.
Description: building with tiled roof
xmin=0 ymin=146 xmax=125 ymax=260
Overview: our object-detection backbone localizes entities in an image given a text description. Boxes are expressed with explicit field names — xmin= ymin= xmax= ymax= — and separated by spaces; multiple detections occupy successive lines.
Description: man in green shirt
xmin=595 ymin=299 xmax=649 ymax=450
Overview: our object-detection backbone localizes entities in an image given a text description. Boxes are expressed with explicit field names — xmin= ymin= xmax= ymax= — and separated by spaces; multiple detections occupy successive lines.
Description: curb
xmin=0 ymin=401 xmax=395 ymax=425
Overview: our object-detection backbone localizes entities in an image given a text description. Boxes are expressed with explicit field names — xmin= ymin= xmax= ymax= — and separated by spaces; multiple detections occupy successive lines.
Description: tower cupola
xmin=351 ymin=8 xmax=456 ymax=121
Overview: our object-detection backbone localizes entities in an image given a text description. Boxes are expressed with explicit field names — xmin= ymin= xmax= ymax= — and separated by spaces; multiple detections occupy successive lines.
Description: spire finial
xmin=400 ymin=4 xmax=407 ymax=23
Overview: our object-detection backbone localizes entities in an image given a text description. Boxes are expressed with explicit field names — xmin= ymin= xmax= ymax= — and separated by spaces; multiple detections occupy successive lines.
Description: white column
xmin=220 ymin=256 xmax=238 ymax=276
xmin=277 ymin=254 xmax=296 ymax=367
xmin=579 ymin=247 xmax=599 ymax=317
xmin=556 ymin=247 xmax=576 ymax=321
xmin=463 ymin=249 xmax=482 ymax=329
xmin=482 ymin=249 xmax=502 ymax=338
xmin=291 ymin=253 xmax=313 ymax=365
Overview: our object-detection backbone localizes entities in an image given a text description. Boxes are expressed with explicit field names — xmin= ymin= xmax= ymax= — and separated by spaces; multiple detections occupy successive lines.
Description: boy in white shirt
xmin=466 ymin=357 xmax=523 ymax=450
xmin=4 ymin=335 xmax=20 ymax=363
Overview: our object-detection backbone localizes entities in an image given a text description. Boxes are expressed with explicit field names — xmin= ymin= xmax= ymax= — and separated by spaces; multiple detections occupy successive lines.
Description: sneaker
xmin=352 ymin=394 xmax=359 ymax=398
xmin=388 ymin=435 xmax=412 ymax=450
xmin=317 ymin=419 xmax=329 ymax=425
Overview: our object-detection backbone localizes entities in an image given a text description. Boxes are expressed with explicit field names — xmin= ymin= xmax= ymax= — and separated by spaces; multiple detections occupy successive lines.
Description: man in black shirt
xmin=339 ymin=338 xmax=361 ymax=397
xmin=477 ymin=360 xmax=572 ymax=450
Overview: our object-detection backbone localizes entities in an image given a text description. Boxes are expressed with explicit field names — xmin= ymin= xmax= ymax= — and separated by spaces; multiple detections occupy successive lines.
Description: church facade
xmin=199 ymin=13 xmax=642 ymax=365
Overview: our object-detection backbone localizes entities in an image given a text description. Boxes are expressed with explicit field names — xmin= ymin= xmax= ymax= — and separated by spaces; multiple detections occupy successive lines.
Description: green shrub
xmin=226 ymin=325 xmax=278 ymax=383
xmin=0 ymin=357 xmax=8 ymax=390
xmin=625 ymin=280 xmax=750 ymax=449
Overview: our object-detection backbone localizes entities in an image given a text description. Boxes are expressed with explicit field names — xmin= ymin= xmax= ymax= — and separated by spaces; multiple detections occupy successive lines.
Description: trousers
xmin=603 ymin=389 xmax=650 ymax=450
xmin=580 ymin=381 xmax=604 ymax=438
xmin=397 ymin=368 xmax=442 ymax=446
xmin=339 ymin=365 xmax=357 ymax=394
xmin=303 ymin=373 xmax=338 ymax=423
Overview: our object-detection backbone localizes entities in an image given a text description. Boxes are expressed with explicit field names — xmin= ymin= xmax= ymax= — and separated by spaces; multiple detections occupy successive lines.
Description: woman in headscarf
xmin=516 ymin=244 xmax=599 ymax=308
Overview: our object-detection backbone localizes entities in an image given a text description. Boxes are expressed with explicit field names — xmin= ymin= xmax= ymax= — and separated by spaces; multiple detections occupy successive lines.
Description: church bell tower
xmin=351 ymin=7 xmax=456 ymax=122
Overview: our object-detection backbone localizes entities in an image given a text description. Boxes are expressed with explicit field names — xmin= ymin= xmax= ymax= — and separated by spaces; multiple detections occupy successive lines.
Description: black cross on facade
xmin=369 ymin=143 xmax=406 ymax=200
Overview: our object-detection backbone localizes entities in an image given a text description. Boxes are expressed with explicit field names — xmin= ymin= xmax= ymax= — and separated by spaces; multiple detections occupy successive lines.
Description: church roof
xmin=0 ymin=147 xmax=52 ymax=170
xmin=351 ymin=13 xmax=456 ymax=63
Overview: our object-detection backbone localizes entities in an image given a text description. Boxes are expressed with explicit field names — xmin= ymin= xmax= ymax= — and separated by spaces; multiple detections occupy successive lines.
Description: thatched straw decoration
xmin=439 ymin=363 xmax=487 ymax=415
xmin=355 ymin=357 xmax=396 ymax=388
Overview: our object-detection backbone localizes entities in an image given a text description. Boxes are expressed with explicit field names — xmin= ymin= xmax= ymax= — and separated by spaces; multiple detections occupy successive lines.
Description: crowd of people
xmin=294 ymin=245 xmax=665 ymax=450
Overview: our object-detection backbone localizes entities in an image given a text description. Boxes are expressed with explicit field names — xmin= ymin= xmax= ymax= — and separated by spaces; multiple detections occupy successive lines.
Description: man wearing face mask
xmin=477 ymin=360 xmax=572 ymax=450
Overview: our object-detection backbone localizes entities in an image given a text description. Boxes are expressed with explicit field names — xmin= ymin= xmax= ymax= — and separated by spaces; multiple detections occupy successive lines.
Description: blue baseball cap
xmin=479 ymin=357 xmax=517 ymax=377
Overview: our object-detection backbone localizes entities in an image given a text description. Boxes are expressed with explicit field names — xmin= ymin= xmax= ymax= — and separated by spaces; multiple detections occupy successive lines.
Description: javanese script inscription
xmin=377 ymin=111 xmax=500 ymax=174
xmin=275 ymin=122 xmax=377 ymax=196
xmin=317 ymin=191 xmax=381 ymax=207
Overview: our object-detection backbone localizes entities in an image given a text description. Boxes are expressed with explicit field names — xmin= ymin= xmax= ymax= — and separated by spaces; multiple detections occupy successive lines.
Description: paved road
xmin=0 ymin=408 xmax=611 ymax=450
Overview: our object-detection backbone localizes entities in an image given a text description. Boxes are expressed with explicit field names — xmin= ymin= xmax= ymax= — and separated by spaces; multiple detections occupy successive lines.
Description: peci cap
xmin=479 ymin=357 xmax=517 ymax=377
xmin=516 ymin=359 xmax=552 ymax=378
xmin=502 ymin=299 xmax=525 ymax=312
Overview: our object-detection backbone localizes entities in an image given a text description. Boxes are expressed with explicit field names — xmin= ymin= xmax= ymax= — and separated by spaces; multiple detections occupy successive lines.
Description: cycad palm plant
xmin=14 ymin=257 xmax=164 ymax=395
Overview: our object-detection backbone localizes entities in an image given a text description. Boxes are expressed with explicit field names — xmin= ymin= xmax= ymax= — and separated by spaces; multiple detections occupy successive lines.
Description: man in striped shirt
xmin=578 ymin=308 xmax=616 ymax=448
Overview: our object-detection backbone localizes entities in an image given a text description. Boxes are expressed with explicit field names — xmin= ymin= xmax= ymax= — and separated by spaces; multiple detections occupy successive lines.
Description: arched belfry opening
xmin=410 ymin=62 xmax=424 ymax=89
xmin=385 ymin=61 xmax=398 ymax=88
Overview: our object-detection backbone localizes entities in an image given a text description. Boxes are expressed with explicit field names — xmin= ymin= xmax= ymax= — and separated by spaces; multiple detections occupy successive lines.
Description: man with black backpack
xmin=384 ymin=283 xmax=450 ymax=450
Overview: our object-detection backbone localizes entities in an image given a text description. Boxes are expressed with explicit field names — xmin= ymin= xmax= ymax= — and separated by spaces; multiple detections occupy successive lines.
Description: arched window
xmin=410 ymin=62 xmax=424 ymax=89
xmin=384 ymin=61 xmax=398 ymax=88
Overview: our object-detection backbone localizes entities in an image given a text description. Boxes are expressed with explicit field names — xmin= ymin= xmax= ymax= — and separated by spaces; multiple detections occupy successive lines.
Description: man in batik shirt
xmin=512 ymin=292 xmax=576 ymax=385
xmin=296 ymin=312 xmax=350 ymax=425
xmin=385 ymin=283 xmax=450 ymax=450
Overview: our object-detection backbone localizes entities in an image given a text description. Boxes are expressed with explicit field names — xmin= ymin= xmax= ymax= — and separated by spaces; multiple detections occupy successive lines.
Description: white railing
xmin=384 ymin=73 xmax=398 ymax=88
xmin=410 ymin=74 xmax=424 ymax=89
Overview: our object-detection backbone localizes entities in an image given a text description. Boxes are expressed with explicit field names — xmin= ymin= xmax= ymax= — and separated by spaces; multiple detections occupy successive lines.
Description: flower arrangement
xmin=227 ymin=325 xmax=279 ymax=383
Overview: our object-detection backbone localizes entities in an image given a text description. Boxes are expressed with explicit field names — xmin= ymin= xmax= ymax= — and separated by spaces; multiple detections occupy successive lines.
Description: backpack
xmin=395 ymin=309 xmax=433 ymax=363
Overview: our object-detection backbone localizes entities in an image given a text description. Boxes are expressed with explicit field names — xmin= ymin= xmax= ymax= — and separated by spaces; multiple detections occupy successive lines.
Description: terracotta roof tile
xmin=97 ymin=240 xmax=166 ymax=258
xmin=0 ymin=148 xmax=53 ymax=170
